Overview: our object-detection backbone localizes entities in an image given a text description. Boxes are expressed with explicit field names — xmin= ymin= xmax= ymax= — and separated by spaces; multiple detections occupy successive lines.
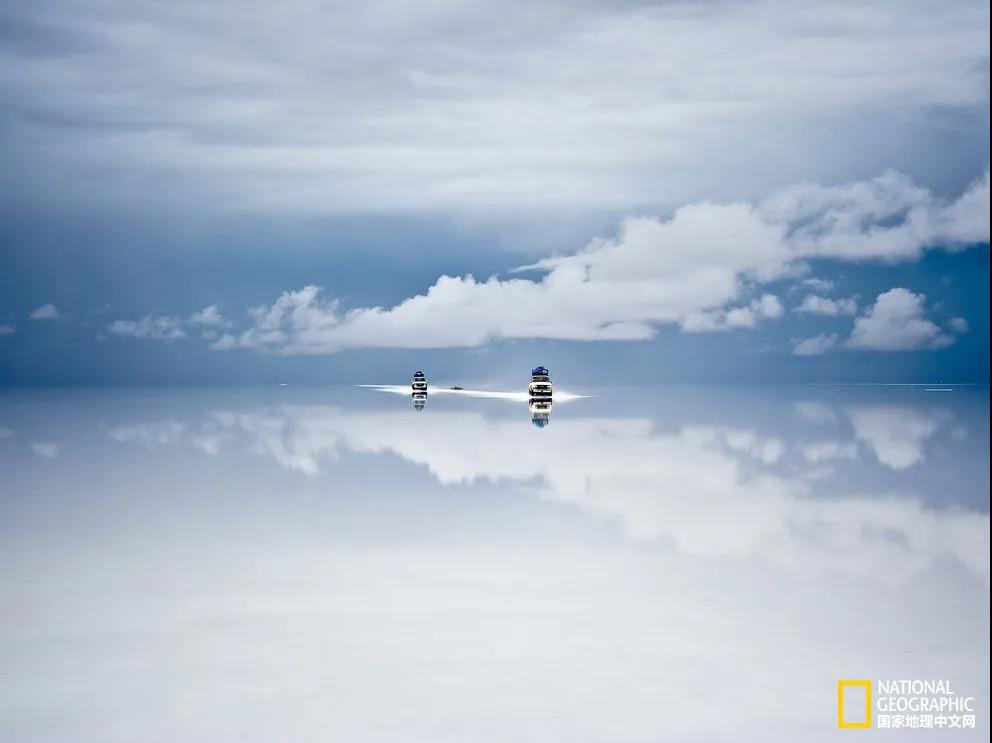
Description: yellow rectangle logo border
xmin=837 ymin=679 xmax=873 ymax=729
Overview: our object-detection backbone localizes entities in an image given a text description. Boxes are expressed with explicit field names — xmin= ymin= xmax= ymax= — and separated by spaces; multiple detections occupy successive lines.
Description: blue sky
xmin=0 ymin=0 xmax=989 ymax=385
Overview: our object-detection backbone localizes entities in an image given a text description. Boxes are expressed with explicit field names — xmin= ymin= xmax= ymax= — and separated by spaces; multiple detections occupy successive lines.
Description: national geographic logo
xmin=838 ymin=679 xmax=976 ymax=731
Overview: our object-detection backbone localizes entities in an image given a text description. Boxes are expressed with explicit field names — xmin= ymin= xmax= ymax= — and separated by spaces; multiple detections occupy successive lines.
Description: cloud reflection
xmin=848 ymin=405 xmax=943 ymax=470
xmin=2 ymin=388 xmax=988 ymax=742
xmin=105 ymin=395 xmax=988 ymax=586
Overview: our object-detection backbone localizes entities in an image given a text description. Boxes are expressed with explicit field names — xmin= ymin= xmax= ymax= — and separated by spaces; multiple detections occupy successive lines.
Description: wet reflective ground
xmin=1 ymin=385 xmax=989 ymax=741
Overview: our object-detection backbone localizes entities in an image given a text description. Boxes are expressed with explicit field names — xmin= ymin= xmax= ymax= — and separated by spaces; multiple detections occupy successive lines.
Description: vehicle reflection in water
xmin=412 ymin=391 xmax=428 ymax=410
xmin=529 ymin=397 xmax=553 ymax=427
xmin=0 ymin=385 xmax=988 ymax=742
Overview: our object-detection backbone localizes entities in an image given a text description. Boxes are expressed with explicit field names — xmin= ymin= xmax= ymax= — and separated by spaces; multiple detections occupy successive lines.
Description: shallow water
xmin=1 ymin=385 xmax=989 ymax=741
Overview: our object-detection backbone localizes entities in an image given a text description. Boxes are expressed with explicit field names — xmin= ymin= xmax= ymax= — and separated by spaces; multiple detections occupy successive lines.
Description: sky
xmin=0 ymin=0 xmax=989 ymax=385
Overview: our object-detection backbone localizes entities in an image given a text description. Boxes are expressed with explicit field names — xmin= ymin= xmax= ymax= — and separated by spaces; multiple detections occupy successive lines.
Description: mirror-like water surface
xmin=1 ymin=386 xmax=988 ymax=741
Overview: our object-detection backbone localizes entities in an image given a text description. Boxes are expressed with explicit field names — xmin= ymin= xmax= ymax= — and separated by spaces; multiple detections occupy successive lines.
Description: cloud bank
xmin=0 ymin=0 xmax=988 ymax=214
xmin=202 ymin=169 xmax=988 ymax=354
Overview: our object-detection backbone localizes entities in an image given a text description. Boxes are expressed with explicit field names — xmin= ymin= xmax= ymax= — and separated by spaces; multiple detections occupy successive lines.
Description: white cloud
xmin=189 ymin=305 xmax=232 ymax=340
xmin=846 ymin=288 xmax=953 ymax=351
xmin=108 ymin=304 xmax=232 ymax=342
xmin=0 ymin=324 xmax=15 ymax=337
xmin=214 ymin=277 xmax=785 ymax=353
xmin=800 ymin=278 xmax=835 ymax=293
xmin=681 ymin=294 xmax=784 ymax=333
xmin=760 ymin=168 xmax=991 ymax=261
xmin=795 ymin=287 xmax=963 ymax=355
xmin=29 ymin=304 xmax=61 ymax=320
xmin=209 ymin=334 xmax=240 ymax=351
xmin=795 ymin=295 xmax=858 ymax=316
xmin=188 ymin=305 xmax=231 ymax=329
xmin=107 ymin=315 xmax=186 ymax=341
xmin=792 ymin=334 xmax=839 ymax=356
xmin=199 ymin=166 xmax=987 ymax=354
xmin=934 ymin=170 xmax=991 ymax=245
xmin=71 ymin=170 xmax=980 ymax=355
